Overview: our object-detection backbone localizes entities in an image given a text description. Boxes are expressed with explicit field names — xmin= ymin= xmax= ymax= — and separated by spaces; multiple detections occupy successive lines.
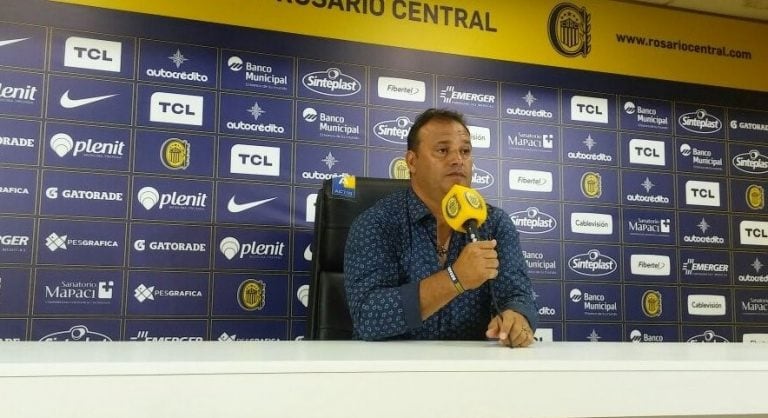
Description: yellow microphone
xmin=441 ymin=184 xmax=488 ymax=242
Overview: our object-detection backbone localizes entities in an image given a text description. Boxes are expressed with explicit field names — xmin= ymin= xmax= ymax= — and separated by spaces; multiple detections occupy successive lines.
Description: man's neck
xmin=411 ymin=183 xmax=451 ymax=236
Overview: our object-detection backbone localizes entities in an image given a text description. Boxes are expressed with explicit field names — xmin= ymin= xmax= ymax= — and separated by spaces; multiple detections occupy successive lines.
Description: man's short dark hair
xmin=407 ymin=108 xmax=470 ymax=151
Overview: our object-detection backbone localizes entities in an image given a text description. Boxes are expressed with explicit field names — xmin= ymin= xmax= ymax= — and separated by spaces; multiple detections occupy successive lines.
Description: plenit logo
xmin=548 ymin=3 xmax=591 ymax=57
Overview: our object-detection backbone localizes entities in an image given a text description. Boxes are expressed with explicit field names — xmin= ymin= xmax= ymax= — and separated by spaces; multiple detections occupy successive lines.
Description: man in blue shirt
xmin=344 ymin=108 xmax=537 ymax=347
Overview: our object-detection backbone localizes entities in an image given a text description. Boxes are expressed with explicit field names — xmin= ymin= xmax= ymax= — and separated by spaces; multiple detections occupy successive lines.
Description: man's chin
xmin=445 ymin=176 xmax=470 ymax=188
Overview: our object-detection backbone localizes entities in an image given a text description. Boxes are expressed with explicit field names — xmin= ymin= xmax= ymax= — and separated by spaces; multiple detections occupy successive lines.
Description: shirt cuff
xmin=399 ymin=280 xmax=422 ymax=330
xmin=503 ymin=302 xmax=539 ymax=332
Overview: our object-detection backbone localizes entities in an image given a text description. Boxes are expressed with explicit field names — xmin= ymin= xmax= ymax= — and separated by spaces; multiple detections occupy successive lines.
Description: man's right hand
xmin=451 ymin=239 xmax=498 ymax=290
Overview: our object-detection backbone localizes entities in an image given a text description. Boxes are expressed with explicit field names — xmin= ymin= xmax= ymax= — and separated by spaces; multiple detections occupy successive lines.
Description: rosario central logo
xmin=548 ymin=3 xmax=591 ymax=57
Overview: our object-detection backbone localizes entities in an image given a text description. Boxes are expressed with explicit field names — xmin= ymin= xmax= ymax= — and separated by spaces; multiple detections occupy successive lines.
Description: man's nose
xmin=449 ymin=150 xmax=467 ymax=164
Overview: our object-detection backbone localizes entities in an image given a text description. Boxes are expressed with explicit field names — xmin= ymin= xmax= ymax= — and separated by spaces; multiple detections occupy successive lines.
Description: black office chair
xmin=307 ymin=176 xmax=410 ymax=340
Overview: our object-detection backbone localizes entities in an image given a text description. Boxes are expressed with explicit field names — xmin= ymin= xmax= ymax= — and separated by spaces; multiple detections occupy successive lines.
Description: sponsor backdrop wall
xmin=1 ymin=0 xmax=768 ymax=342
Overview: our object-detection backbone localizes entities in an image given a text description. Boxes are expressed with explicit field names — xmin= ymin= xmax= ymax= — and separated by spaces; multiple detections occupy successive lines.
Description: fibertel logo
xmin=548 ymin=3 xmax=591 ymax=57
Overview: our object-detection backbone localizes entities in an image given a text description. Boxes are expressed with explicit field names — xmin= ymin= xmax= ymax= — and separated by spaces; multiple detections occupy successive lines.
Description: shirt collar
xmin=407 ymin=187 xmax=434 ymax=225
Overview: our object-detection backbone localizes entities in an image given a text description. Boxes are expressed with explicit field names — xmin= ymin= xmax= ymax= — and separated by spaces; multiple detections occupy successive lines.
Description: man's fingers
xmin=486 ymin=316 xmax=501 ymax=338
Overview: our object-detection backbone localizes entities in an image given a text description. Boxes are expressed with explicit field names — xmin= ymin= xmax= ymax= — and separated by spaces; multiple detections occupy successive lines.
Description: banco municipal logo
xmin=548 ymin=3 xmax=591 ymax=57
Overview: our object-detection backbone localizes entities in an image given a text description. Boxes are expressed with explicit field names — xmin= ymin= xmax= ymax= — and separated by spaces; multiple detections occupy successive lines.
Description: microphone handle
xmin=464 ymin=219 xmax=503 ymax=316
xmin=465 ymin=219 xmax=480 ymax=242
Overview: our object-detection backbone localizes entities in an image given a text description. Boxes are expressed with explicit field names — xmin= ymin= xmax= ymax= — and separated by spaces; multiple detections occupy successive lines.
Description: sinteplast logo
xmin=548 ymin=3 xmax=591 ymax=57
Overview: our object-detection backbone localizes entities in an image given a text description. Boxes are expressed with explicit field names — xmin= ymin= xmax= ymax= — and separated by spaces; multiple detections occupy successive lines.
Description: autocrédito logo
xmin=738 ymin=257 xmax=768 ymax=283
xmin=625 ymin=177 xmax=670 ymax=204
xmin=145 ymin=49 xmax=210 ymax=82
xmin=506 ymin=90 xmax=554 ymax=120
xmin=682 ymin=217 xmax=725 ymax=244
xmin=225 ymin=102 xmax=286 ymax=134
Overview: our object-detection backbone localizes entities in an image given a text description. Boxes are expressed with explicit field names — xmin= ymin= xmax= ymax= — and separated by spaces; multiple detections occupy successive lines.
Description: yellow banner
xmin=51 ymin=0 xmax=768 ymax=92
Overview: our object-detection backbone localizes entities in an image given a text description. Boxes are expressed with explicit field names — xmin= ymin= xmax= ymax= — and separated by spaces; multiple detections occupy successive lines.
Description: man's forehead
xmin=422 ymin=119 xmax=469 ymax=136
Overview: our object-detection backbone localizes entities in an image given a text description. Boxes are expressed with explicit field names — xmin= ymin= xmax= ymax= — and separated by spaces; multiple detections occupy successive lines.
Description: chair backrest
xmin=307 ymin=176 xmax=410 ymax=340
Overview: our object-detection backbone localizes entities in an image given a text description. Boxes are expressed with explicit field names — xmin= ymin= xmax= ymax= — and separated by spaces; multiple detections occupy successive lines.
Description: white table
xmin=1 ymin=341 xmax=766 ymax=418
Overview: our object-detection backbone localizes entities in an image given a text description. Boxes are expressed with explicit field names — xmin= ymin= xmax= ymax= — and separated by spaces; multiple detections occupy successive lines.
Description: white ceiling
xmin=622 ymin=0 xmax=768 ymax=22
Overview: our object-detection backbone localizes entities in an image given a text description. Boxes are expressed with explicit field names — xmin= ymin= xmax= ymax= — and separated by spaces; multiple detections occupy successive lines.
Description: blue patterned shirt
xmin=344 ymin=187 xmax=538 ymax=341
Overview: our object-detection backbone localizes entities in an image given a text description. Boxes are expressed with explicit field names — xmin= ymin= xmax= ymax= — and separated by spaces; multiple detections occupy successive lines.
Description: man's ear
xmin=405 ymin=150 xmax=416 ymax=175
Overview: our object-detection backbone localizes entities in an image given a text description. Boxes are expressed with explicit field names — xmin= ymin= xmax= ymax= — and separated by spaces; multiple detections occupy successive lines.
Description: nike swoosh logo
xmin=0 ymin=38 xmax=29 ymax=47
xmin=59 ymin=90 xmax=118 ymax=109
xmin=303 ymin=244 xmax=312 ymax=261
xmin=227 ymin=196 xmax=276 ymax=213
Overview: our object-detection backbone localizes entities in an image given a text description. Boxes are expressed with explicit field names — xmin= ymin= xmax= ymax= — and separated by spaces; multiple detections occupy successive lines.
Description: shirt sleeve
xmin=344 ymin=208 xmax=422 ymax=340
xmin=488 ymin=208 xmax=539 ymax=331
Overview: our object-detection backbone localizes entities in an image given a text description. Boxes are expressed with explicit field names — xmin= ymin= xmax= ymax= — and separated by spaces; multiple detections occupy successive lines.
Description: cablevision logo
xmin=548 ymin=3 xmax=591 ymax=57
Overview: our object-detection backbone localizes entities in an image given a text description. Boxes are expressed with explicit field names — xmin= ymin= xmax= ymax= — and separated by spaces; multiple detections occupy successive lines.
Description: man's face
xmin=407 ymin=118 xmax=472 ymax=199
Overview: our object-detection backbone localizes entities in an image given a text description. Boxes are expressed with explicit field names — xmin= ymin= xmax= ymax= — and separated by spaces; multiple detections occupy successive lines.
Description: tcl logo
xmin=150 ymin=92 xmax=203 ymax=126
xmin=740 ymin=220 xmax=768 ymax=246
xmin=64 ymin=37 xmax=122 ymax=72
xmin=628 ymin=138 xmax=665 ymax=166
xmin=685 ymin=180 xmax=720 ymax=207
xmin=230 ymin=144 xmax=280 ymax=176
xmin=570 ymin=95 xmax=608 ymax=124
